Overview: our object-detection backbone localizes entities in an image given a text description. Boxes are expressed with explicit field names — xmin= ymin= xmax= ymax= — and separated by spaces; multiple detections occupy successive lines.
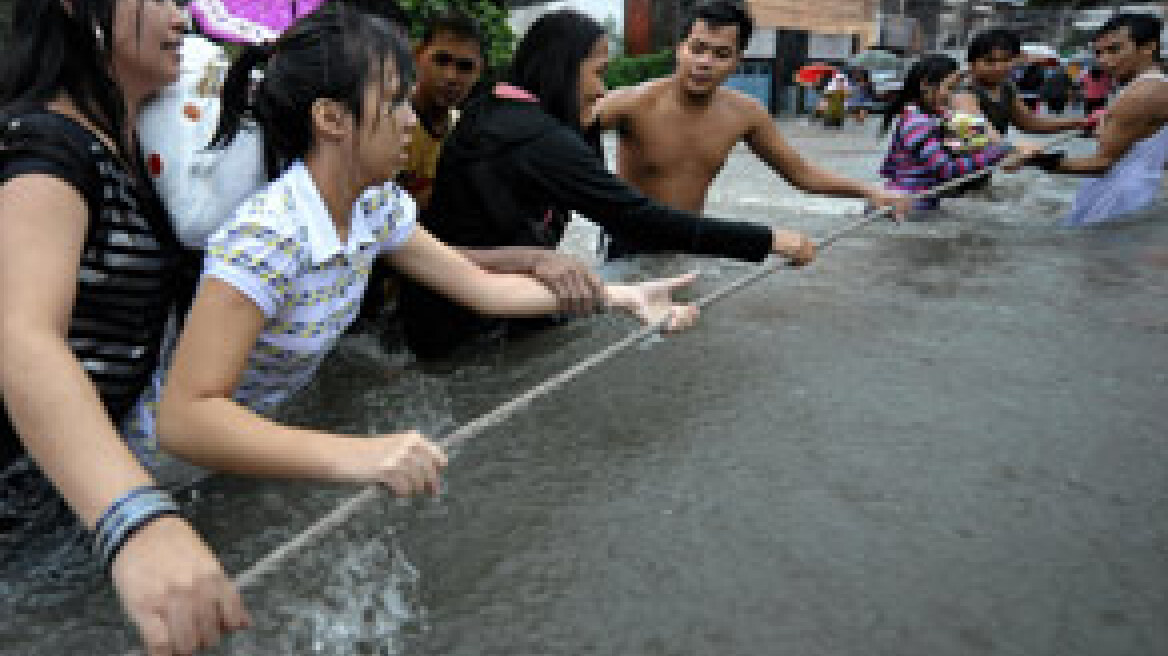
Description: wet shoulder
xmin=457 ymin=95 xmax=561 ymax=148
xmin=610 ymin=78 xmax=697 ymax=122
xmin=1104 ymin=75 xmax=1168 ymax=129
xmin=622 ymin=78 xmax=673 ymax=108
xmin=1127 ymin=75 xmax=1168 ymax=117
xmin=716 ymin=86 xmax=773 ymax=129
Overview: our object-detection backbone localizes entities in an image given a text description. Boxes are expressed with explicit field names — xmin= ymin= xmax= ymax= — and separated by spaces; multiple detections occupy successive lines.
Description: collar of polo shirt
xmin=285 ymin=161 xmax=382 ymax=264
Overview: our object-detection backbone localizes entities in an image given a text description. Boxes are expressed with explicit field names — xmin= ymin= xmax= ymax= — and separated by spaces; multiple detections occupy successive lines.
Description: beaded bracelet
xmin=93 ymin=486 xmax=181 ymax=569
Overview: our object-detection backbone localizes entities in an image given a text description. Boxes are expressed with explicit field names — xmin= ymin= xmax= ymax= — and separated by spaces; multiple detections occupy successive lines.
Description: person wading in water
xmin=589 ymin=0 xmax=910 ymax=259
xmin=1013 ymin=13 xmax=1168 ymax=226
xmin=397 ymin=8 xmax=826 ymax=360
xmin=952 ymin=29 xmax=1090 ymax=140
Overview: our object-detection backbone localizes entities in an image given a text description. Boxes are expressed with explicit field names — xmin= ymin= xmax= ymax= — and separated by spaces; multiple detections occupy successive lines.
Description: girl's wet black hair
xmin=507 ymin=9 xmax=606 ymax=132
xmin=212 ymin=3 xmax=415 ymax=179
xmin=0 ymin=0 xmax=139 ymax=162
xmin=882 ymin=54 xmax=960 ymax=134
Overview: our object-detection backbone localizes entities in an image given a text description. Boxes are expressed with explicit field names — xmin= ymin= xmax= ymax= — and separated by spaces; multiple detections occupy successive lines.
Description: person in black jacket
xmin=400 ymin=9 xmax=820 ymax=359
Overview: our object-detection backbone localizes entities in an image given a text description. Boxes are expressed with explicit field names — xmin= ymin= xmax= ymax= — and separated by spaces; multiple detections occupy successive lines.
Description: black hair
xmin=421 ymin=10 xmax=488 ymax=58
xmin=507 ymin=9 xmax=606 ymax=132
xmin=212 ymin=3 xmax=415 ymax=180
xmin=0 ymin=0 xmax=138 ymax=162
xmin=882 ymin=54 xmax=960 ymax=134
xmin=682 ymin=0 xmax=754 ymax=52
xmin=1096 ymin=13 xmax=1163 ymax=57
xmin=341 ymin=0 xmax=410 ymax=30
xmin=967 ymin=28 xmax=1022 ymax=64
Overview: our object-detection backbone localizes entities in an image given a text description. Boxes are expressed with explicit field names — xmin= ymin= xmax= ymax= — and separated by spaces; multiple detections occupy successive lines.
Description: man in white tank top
xmin=1015 ymin=13 xmax=1168 ymax=225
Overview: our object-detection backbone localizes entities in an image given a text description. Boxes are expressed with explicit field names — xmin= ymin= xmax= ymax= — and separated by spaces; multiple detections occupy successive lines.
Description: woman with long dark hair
xmin=400 ymin=9 xmax=818 ymax=359
xmin=879 ymin=54 xmax=1037 ymax=214
xmin=0 ymin=1 xmax=249 ymax=653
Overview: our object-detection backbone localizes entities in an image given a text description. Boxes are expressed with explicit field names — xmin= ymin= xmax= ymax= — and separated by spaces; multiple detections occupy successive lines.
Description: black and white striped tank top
xmin=0 ymin=110 xmax=191 ymax=465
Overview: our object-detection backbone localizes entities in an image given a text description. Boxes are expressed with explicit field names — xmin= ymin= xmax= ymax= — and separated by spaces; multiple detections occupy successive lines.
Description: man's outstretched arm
xmin=457 ymin=248 xmax=607 ymax=318
xmin=1011 ymin=95 xmax=1089 ymax=134
xmin=587 ymin=86 xmax=639 ymax=133
xmin=743 ymin=102 xmax=910 ymax=217
xmin=1040 ymin=81 xmax=1167 ymax=175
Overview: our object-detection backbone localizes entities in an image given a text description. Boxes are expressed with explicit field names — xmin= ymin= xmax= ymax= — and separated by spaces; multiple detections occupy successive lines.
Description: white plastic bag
xmin=139 ymin=36 xmax=267 ymax=250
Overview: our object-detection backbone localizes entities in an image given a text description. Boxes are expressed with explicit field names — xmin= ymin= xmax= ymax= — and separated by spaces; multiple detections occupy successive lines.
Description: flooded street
xmin=4 ymin=121 xmax=1166 ymax=655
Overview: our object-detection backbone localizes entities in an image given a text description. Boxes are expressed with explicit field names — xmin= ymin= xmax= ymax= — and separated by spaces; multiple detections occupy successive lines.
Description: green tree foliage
xmin=0 ymin=0 xmax=514 ymax=70
xmin=605 ymin=50 xmax=675 ymax=90
xmin=397 ymin=0 xmax=515 ymax=69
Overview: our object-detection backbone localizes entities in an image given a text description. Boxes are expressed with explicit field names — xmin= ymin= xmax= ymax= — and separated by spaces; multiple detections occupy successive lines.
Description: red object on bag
xmin=796 ymin=64 xmax=836 ymax=86
xmin=147 ymin=153 xmax=164 ymax=178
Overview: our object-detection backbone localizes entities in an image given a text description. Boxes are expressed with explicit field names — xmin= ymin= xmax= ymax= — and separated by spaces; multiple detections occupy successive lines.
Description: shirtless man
xmin=590 ymin=0 xmax=909 ymax=258
xmin=1013 ymin=13 xmax=1168 ymax=226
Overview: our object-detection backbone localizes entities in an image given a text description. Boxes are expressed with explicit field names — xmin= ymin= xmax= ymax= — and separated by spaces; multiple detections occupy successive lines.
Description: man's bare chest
xmin=623 ymin=112 xmax=744 ymax=176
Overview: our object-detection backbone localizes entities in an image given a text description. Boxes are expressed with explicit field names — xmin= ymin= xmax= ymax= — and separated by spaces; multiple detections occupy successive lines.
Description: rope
xmin=123 ymin=133 xmax=1081 ymax=654
xmin=230 ymin=131 xmax=1078 ymax=592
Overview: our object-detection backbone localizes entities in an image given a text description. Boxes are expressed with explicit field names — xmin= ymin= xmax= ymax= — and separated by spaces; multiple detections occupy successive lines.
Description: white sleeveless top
xmin=1064 ymin=70 xmax=1168 ymax=227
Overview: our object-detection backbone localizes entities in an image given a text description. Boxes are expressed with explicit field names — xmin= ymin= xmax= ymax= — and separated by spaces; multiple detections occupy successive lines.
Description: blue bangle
xmin=93 ymin=488 xmax=181 ymax=569
xmin=93 ymin=485 xmax=157 ymax=536
xmin=101 ymin=506 xmax=181 ymax=570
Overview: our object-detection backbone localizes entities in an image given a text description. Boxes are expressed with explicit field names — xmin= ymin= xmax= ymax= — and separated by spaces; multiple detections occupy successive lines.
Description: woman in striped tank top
xmin=0 ymin=1 xmax=250 ymax=653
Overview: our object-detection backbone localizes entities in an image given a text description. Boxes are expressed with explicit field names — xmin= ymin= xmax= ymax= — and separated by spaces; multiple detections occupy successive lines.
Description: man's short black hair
xmin=421 ymin=10 xmax=487 ymax=58
xmin=967 ymin=28 xmax=1021 ymax=63
xmin=1096 ymin=13 xmax=1163 ymax=52
xmin=682 ymin=0 xmax=754 ymax=52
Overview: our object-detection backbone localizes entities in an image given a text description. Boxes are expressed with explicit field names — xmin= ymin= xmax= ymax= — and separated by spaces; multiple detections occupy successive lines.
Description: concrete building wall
xmin=752 ymin=0 xmax=878 ymax=49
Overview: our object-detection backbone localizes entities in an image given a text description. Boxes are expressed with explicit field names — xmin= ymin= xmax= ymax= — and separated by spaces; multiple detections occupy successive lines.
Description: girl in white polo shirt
xmin=127 ymin=5 xmax=699 ymax=496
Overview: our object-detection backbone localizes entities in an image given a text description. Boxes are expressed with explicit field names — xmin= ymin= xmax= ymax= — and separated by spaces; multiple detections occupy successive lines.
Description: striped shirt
xmin=881 ymin=105 xmax=1010 ymax=210
xmin=125 ymin=162 xmax=416 ymax=467
xmin=0 ymin=110 xmax=188 ymax=467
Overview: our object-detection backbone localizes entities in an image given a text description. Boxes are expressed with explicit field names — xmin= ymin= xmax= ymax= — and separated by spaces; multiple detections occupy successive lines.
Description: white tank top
xmin=1064 ymin=69 xmax=1168 ymax=226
